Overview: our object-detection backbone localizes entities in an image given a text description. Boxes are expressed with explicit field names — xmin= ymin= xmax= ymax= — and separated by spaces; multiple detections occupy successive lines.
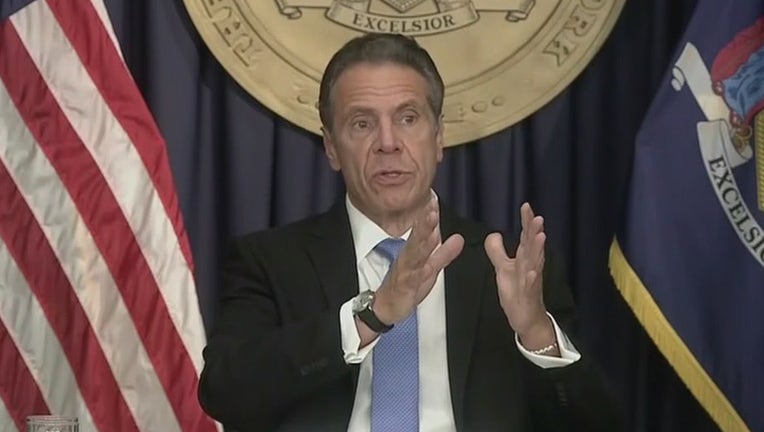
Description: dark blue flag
xmin=610 ymin=1 xmax=764 ymax=431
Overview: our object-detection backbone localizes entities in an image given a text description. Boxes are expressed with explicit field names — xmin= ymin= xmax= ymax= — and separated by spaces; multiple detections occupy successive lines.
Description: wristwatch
xmin=352 ymin=290 xmax=393 ymax=333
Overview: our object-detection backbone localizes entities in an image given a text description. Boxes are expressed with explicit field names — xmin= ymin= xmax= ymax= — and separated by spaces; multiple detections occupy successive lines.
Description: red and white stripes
xmin=0 ymin=1 xmax=217 ymax=430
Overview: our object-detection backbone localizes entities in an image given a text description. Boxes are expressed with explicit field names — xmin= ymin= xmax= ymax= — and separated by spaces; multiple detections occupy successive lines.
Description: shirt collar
xmin=345 ymin=194 xmax=418 ymax=265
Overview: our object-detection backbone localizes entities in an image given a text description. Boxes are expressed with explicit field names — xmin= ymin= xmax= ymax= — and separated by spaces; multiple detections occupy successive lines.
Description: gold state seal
xmin=183 ymin=0 xmax=624 ymax=146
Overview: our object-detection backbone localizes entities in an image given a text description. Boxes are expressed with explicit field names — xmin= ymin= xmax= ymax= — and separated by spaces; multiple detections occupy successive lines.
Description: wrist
xmin=369 ymin=288 xmax=396 ymax=326
xmin=352 ymin=290 xmax=393 ymax=333
xmin=355 ymin=315 xmax=379 ymax=348
xmin=517 ymin=315 xmax=556 ymax=351
xmin=528 ymin=340 xmax=558 ymax=356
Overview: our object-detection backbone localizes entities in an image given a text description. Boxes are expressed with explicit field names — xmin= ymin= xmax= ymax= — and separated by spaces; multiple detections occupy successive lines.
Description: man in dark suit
xmin=198 ymin=33 xmax=621 ymax=431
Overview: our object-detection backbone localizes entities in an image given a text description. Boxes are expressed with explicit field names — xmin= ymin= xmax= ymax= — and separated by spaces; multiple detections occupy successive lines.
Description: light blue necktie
xmin=371 ymin=237 xmax=419 ymax=432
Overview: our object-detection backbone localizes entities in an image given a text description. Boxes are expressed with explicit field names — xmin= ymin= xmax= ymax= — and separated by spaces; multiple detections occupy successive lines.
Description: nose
xmin=374 ymin=119 xmax=401 ymax=153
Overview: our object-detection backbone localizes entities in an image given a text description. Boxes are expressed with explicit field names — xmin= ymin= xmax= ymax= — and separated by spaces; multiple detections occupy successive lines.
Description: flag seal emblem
xmin=672 ymin=17 xmax=764 ymax=267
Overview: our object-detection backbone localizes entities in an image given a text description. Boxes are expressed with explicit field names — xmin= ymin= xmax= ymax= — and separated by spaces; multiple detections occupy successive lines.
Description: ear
xmin=322 ymin=127 xmax=342 ymax=171
xmin=435 ymin=115 xmax=444 ymax=162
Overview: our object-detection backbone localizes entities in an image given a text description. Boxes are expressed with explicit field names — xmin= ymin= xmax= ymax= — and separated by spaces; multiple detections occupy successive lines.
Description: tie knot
xmin=375 ymin=237 xmax=406 ymax=262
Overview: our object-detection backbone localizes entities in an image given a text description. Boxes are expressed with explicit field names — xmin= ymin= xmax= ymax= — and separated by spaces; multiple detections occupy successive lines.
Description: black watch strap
xmin=357 ymin=308 xmax=393 ymax=333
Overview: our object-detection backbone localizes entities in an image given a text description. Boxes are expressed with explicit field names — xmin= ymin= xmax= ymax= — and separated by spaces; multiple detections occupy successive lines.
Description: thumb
xmin=430 ymin=233 xmax=465 ymax=271
xmin=484 ymin=232 xmax=510 ymax=268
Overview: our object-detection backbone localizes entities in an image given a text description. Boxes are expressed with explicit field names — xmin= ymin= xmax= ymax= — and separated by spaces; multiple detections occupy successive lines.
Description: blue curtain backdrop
xmin=103 ymin=0 xmax=717 ymax=430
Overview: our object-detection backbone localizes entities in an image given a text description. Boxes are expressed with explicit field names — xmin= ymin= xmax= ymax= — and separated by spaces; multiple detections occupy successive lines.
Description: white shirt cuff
xmin=515 ymin=312 xmax=581 ymax=368
xmin=339 ymin=297 xmax=380 ymax=364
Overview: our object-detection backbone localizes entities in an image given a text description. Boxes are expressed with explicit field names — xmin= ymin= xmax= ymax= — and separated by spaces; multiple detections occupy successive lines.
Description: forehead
xmin=331 ymin=62 xmax=430 ymax=109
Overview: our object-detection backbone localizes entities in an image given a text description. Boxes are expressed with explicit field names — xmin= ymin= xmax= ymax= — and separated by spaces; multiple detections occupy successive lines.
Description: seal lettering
xmin=331 ymin=2 xmax=472 ymax=36
xmin=705 ymin=153 xmax=764 ymax=262
xmin=566 ymin=6 xmax=597 ymax=37
xmin=348 ymin=12 xmax=458 ymax=33
xmin=183 ymin=0 xmax=624 ymax=146
xmin=544 ymin=31 xmax=577 ymax=66
xmin=544 ymin=0 xmax=608 ymax=66
xmin=204 ymin=0 xmax=229 ymax=15
xmin=210 ymin=6 xmax=261 ymax=66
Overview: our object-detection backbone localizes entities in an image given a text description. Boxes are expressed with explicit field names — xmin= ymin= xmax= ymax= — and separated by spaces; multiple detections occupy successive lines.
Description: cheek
xmin=411 ymin=133 xmax=441 ymax=168
xmin=340 ymin=147 xmax=371 ymax=182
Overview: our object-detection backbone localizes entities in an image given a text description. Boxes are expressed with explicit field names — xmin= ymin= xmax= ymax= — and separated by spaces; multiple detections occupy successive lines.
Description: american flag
xmin=0 ymin=0 xmax=218 ymax=430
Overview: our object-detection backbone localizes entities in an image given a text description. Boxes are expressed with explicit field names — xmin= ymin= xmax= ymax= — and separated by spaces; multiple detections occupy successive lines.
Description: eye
xmin=400 ymin=112 xmax=418 ymax=125
xmin=352 ymin=119 xmax=369 ymax=130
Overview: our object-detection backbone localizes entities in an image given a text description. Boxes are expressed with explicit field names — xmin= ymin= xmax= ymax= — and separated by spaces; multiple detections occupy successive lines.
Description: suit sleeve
xmin=521 ymin=245 xmax=624 ymax=432
xmin=198 ymin=236 xmax=352 ymax=429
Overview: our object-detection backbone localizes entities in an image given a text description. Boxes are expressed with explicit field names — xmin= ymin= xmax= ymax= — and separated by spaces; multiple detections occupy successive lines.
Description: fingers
xmin=526 ymin=269 xmax=540 ymax=292
xmin=521 ymin=218 xmax=545 ymax=272
xmin=519 ymin=202 xmax=545 ymax=268
xmin=388 ymin=195 xmax=447 ymax=285
xmin=486 ymin=204 xmax=547 ymax=283
xmin=530 ymin=231 xmax=546 ymax=270
xmin=484 ymin=232 xmax=510 ymax=268
xmin=405 ymin=196 xmax=440 ymax=266
xmin=412 ymin=233 xmax=464 ymax=305
xmin=381 ymin=196 xmax=463 ymax=319
xmin=429 ymin=233 xmax=465 ymax=272
xmin=409 ymin=197 xmax=437 ymax=241
xmin=520 ymin=203 xmax=533 ymax=243
xmin=520 ymin=202 xmax=543 ymax=239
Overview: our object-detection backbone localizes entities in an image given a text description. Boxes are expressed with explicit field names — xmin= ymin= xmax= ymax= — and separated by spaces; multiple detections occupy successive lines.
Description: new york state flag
xmin=610 ymin=1 xmax=764 ymax=431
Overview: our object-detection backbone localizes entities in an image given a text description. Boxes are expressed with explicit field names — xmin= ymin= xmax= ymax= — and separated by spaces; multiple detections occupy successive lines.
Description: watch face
xmin=352 ymin=290 xmax=374 ymax=313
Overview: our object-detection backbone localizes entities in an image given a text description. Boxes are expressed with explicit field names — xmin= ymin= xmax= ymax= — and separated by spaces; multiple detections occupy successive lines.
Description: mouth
xmin=373 ymin=169 xmax=411 ymax=185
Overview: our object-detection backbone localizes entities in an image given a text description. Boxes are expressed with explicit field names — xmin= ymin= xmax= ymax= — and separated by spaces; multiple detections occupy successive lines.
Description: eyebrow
xmin=345 ymin=99 xmax=423 ymax=116
xmin=395 ymin=99 xmax=424 ymax=111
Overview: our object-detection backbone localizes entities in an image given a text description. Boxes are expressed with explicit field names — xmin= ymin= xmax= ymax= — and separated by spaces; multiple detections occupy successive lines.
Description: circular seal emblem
xmin=182 ymin=0 xmax=625 ymax=146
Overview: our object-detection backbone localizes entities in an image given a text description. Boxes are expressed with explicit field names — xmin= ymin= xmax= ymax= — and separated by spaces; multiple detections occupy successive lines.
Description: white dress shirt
xmin=338 ymin=194 xmax=581 ymax=432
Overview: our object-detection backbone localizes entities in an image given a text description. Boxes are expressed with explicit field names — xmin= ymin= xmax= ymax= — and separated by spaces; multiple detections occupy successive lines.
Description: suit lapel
xmin=441 ymin=208 xmax=485 ymax=431
xmin=303 ymin=202 xmax=487 ymax=422
xmin=304 ymin=202 xmax=362 ymax=386
xmin=305 ymin=202 xmax=358 ymax=308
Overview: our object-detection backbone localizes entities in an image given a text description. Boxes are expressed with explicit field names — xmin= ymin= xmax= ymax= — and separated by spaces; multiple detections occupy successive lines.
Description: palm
xmin=485 ymin=203 xmax=547 ymax=336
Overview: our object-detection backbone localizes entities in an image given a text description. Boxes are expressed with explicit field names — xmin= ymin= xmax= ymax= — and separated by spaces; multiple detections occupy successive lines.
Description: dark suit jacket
xmin=198 ymin=201 xmax=621 ymax=431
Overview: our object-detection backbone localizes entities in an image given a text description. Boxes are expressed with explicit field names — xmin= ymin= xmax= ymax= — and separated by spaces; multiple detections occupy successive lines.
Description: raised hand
xmin=374 ymin=195 xmax=464 ymax=325
xmin=484 ymin=203 xmax=556 ymax=352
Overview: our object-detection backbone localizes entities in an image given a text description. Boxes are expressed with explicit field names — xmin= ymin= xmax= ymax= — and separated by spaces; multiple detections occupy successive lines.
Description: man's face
xmin=322 ymin=62 xmax=444 ymax=223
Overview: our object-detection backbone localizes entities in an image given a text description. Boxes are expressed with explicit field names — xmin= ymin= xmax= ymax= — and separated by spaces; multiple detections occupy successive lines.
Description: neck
xmin=351 ymin=195 xmax=432 ymax=238
xmin=377 ymin=213 xmax=416 ymax=238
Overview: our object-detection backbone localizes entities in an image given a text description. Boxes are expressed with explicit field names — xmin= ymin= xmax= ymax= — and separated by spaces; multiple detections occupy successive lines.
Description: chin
xmin=376 ymin=191 xmax=427 ymax=214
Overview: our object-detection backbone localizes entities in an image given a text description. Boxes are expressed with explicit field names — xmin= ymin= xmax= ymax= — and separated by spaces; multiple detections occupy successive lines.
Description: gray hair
xmin=318 ymin=33 xmax=445 ymax=132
